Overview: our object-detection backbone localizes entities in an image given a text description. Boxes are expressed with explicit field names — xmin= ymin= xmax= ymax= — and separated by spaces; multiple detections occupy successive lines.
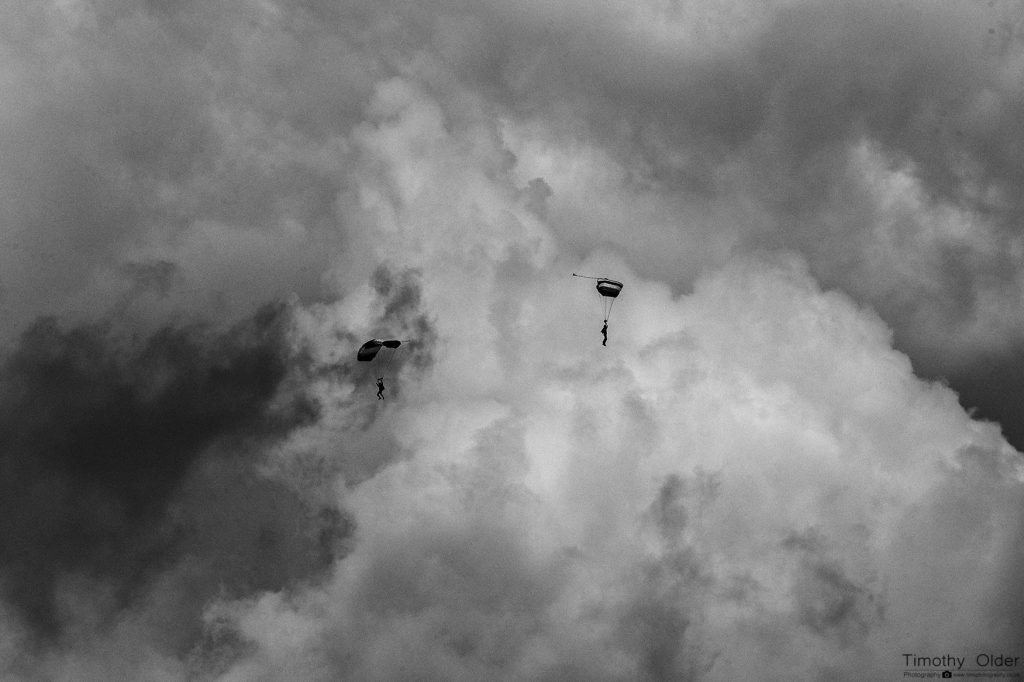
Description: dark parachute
xmin=357 ymin=339 xmax=404 ymax=399
xmin=356 ymin=338 xmax=402 ymax=362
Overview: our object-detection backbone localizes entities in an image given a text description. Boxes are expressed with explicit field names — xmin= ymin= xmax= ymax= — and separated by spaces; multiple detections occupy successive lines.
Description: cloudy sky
xmin=1 ymin=0 xmax=1023 ymax=679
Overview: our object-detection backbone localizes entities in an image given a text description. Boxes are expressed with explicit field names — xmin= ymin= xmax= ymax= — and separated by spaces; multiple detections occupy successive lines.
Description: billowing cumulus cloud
xmin=181 ymin=254 xmax=1022 ymax=681
xmin=1 ymin=0 xmax=1023 ymax=680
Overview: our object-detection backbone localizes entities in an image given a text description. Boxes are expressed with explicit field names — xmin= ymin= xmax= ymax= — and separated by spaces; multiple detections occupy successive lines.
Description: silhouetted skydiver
xmin=376 ymin=377 xmax=385 ymax=400
xmin=601 ymin=320 xmax=608 ymax=346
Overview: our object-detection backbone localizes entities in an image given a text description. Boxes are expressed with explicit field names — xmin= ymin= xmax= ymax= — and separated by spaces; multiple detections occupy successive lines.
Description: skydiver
xmin=601 ymin=320 xmax=608 ymax=346
xmin=376 ymin=377 xmax=385 ymax=400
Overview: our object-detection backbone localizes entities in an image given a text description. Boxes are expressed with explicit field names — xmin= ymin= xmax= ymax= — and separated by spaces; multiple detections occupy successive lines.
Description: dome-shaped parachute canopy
xmin=573 ymin=273 xmax=624 ymax=321
xmin=356 ymin=339 xmax=402 ymax=361
xmin=595 ymin=279 xmax=623 ymax=298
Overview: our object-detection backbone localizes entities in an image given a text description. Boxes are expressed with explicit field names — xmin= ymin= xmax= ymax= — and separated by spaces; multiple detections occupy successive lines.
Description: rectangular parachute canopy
xmin=596 ymin=279 xmax=623 ymax=298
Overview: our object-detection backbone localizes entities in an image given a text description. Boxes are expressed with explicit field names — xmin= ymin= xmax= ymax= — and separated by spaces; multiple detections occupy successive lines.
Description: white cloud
xmin=213 ymin=242 xmax=1022 ymax=679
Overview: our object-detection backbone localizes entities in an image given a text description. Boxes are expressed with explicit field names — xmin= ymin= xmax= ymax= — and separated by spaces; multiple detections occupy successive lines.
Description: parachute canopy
xmin=574 ymin=273 xmax=625 ymax=321
xmin=357 ymin=339 xmax=402 ymax=362
xmin=595 ymin=279 xmax=623 ymax=298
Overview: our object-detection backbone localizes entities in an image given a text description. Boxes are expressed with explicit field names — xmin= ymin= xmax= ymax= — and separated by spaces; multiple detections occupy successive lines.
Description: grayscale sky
xmin=0 ymin=1 xmax=1022 ymax=680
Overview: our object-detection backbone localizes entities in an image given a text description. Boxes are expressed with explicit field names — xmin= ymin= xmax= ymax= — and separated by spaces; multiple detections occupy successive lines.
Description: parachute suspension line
xmin=577 ymin=274 xmax=608 ymax=317
xmin=379 ymin=347 xmax=395 ymax=380
xmin=379 ymin=340 xmax=411 ymax=387
xmin=575 ymin=272 xmax=623 ymax=323
xmin=367 ymin=348 xmax=390 ymax=392
xmin=382 ymin=339 xmax=411 ymax=379
xmin=358 ymin=339 xmax=411 ymax=397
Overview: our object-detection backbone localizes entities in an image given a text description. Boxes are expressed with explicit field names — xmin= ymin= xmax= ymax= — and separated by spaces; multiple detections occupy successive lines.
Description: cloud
xmin=0 ymin=304 xmax=329 ymax=640
xmin=183 ymin=255 xmax=1021 ymax=681
xmin=1 ymin=1 xmax=1023 ymax=680
xmin=3 ymin=0 xmax=1022 ymax=377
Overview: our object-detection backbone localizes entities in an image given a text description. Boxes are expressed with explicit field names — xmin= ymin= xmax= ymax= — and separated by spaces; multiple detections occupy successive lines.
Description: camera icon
xmin=942 ymin=672 xmax=953 ymax=679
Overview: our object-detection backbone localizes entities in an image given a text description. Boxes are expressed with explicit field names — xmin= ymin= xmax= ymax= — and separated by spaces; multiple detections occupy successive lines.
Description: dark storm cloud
xmin=0 ymin=303 xmax=319 ymax=638
xmin=927 ymin=347 xmax=1024 ymax=451
xmin=171 ymin=460 xmax=354 ymax=662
